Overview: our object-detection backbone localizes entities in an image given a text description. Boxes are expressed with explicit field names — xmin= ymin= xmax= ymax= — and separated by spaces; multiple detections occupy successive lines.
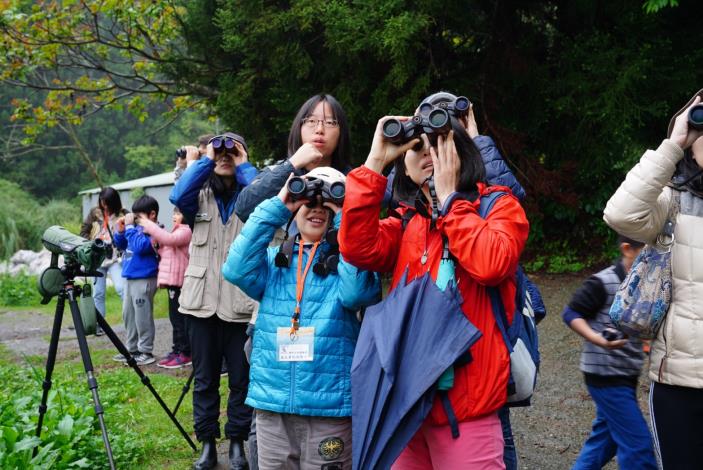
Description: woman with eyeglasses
xmin=235 ymin=93 xmax=351 ymax=224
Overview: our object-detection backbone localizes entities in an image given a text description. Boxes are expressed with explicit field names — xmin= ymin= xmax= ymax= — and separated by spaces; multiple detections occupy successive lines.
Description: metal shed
xmin=79 ymin=172 xmax=177 ymax=231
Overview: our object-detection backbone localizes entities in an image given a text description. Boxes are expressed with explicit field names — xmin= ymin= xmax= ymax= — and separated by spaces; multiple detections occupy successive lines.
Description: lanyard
xmin=291 ymin=239 xmax=320 ymax=336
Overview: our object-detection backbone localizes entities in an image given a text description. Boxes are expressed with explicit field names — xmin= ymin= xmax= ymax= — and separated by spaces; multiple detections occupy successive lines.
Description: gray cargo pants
xmin=256 ymin=409 xmax=351 ymax=470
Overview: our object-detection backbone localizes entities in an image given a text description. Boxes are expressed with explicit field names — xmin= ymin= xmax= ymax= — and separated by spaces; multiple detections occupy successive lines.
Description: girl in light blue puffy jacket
xmin=222 ymin=167 xmax=381 ymax=469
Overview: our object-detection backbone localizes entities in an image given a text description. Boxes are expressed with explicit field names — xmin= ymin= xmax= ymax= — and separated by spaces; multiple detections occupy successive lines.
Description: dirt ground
xmin=0 ymin=272 xmax=653 ymax=469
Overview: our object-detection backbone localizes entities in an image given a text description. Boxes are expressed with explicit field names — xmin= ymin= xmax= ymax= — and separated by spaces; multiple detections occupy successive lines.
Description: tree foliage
xmin=2 ymin=0 xmax=703 ymax=265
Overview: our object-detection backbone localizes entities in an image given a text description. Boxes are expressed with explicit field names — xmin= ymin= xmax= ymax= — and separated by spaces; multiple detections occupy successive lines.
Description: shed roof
xmin=79 ymin=172 xmax=174 ymax=195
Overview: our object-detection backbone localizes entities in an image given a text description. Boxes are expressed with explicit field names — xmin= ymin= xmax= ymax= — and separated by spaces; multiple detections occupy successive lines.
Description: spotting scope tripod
xmin=33 ymin=261 xmax=196 ymax=469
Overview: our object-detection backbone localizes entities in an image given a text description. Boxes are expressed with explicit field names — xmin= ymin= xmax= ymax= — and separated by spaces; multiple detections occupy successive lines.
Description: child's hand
xmin=124 ymin=213 xmax=135 ymax=226
xmin=115 ymin=216 xmax=126 ymax=233
xmin=323 ymin=201 xmax=342 ymax=214
xmin=594 ymin=336 xmax=628 ymax=350
xmin=278 ymin=173 xmax=309 ymax=213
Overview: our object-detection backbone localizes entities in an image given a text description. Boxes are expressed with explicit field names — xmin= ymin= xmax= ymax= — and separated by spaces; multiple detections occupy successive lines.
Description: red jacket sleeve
xmin=437 ymin=191 xmax=529 ymax=286
xmin=339 ymin=166 xmax=403 ymax=273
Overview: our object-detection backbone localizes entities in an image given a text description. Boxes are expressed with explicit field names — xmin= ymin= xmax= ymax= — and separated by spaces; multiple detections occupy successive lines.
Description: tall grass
xmin=0 ymin=179 xmax=80 ymax=260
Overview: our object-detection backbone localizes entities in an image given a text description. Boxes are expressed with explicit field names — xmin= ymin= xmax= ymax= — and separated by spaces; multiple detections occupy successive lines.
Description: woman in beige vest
xmin=170 ymin=132 xmax=259 ymax=470
xmin=604 ymin=90 xmax=703 ymax=469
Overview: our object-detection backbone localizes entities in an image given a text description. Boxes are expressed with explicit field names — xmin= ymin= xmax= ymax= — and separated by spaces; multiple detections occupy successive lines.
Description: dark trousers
xmin=650 ymin=381 xmax=703 ymax=470
xmin=499 ymin=406 xmax=517 ymax=470
xmin=167 ymin=287 xmax=190 ymax=356
xmin=187 ymin=314 xmax=252 ymax=441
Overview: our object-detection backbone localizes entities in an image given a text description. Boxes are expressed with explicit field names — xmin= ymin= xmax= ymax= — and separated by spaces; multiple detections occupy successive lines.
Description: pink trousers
xmin=392 ymin=412 xmax=505 ymax=470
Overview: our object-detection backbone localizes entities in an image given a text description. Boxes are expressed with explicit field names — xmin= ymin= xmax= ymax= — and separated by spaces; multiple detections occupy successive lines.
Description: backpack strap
xmin=477 ymin=190 xmax=508 ymax=219
xmin=478 ymin=190 xmax=518 ymax=395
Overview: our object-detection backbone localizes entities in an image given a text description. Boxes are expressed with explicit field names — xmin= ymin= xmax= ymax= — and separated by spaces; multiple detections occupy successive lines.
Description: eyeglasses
xmin=302 ymin=118 xmax=339 ymax=129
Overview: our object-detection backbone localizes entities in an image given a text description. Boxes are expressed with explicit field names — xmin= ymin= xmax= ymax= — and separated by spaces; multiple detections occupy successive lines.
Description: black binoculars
xmin=287 ymin=176 xmax=345 ymax=206
xmin=382 ymin=96 xmax=470 ymax=146
xmin=209 ymin=135 xmax=240 ymax=154
xmin=689 ymin=104 xmax=703 ymax=131
xmin=175 ymin=148 xmax=187 ymax=159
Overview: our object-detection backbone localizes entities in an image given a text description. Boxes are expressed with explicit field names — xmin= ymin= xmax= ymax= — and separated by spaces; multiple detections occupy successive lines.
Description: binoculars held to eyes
xmin=175 ymin=148 xmax=187 ymax=159
xmin=209 ymin=135 xmax=240 ymax=154
xmin=287 ymin=176 xmax=345 ymax=206
xmin=689 ymin=104 xmax=703 ymax=131
xmin=382 ymin=96 xmax=470 ymax=146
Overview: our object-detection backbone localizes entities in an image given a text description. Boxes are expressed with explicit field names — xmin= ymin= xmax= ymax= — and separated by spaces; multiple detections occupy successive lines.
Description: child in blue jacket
xmin=113 ymin=195 xmax=160 ymax=366
xmin=223 ymin=167 xmax=381 ymax=469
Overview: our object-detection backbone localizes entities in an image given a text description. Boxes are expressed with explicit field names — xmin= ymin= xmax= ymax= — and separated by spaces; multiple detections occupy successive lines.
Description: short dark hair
xmin=393 ymin=118 xmax=486 ymax=202
xmin=132 ymin=195 xmax=159 ymax=217
xmin=287 ymin=94 xmax=351 ymax=171
xmin=98 ymin=187 xmax=123 ymax=216
xmin=198 ymin=134 xmax=215 ymax=147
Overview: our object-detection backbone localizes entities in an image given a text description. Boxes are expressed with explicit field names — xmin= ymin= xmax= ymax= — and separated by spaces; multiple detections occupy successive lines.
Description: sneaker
xmin=162 ymin=353 xmax=192 ymax=369
xmin=134 ymin=352 xmax=155 ymax=366
xmin=157 ymin=351 xmax=178 ymax=368
xmin=112 ymin=352 xmax=134 ymax=363
xmin=95 ymin=325 xmax=104 ymax=337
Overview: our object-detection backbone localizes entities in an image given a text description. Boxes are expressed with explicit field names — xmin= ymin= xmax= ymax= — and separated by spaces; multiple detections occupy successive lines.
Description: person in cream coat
xmin=603 ymin=90 xmax=703 ymax=469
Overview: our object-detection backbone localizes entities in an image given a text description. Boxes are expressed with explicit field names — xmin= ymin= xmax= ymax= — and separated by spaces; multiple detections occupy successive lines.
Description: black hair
xmin=617 ymin=233 xmax=645 ymax=249
xmin=672 ymin=149 xmax=703 ymax=196
xmin=287 ymin=94 xmax=351 ymax=171
xmin=98 ymin=187 xmax=123 ymax=216
xmin=132 ymin=195 xmax=159 ymax=217
xmin=392 ymin=117 xmax=486 ymax=202
xmin=198 ymin=133 xmax=215 ymax=147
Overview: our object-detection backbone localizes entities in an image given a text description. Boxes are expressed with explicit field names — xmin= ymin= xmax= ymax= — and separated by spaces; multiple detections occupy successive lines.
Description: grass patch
xmin=0 ymin=344 xmax=232 ymax=468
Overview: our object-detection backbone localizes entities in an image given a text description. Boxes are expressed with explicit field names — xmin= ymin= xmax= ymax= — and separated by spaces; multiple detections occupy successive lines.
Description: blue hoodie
xmin=113 ymin=224 xmax=158 ymax=279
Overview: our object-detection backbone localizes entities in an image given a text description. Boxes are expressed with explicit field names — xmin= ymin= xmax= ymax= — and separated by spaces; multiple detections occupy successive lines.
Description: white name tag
xmin=277 ymin=327 xmax=314 ymax=362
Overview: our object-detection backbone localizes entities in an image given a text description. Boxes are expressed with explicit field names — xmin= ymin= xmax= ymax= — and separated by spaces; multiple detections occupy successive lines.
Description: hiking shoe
xmin=162 ymin=353 xmax=192 ymax=369
xmin=134 ymin=352 xmax=155 ymax=366
xmin=157 ymin=351 xmax=178 ymax=368
xmin=95 ymin=325 xmax=104 ymax=337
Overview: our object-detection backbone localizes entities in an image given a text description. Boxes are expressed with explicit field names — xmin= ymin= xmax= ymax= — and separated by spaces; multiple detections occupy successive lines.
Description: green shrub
xmin=0 ymin=179 xmax=80 ymax=260
xmin=0 ymin=273 xmax=41 ymax=306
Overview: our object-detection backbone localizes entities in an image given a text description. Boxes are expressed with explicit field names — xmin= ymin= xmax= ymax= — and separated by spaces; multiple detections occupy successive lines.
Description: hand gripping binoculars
xmin=287 ymin=175 xmax=345 ymax=206
xmin=382 ymin=96 xmax=470 ymax=145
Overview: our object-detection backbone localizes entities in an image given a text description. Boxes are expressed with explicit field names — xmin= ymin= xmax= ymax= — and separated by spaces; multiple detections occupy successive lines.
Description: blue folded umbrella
xmin=351 ymin=269 xmax=482 ymax=470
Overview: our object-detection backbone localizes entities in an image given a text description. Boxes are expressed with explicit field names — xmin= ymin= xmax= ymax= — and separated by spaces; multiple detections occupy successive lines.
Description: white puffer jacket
xmin=604 ymin=139 xmax=703 ymax=389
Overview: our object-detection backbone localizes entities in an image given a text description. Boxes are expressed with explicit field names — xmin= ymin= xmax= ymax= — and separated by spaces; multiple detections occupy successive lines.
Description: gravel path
xmin=0 ymin=272 xmax=653 ymax=469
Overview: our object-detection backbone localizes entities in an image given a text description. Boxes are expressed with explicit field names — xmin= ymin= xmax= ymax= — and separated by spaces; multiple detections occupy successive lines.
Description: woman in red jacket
xmin=339 ymin=113 xmax=529 ymax=469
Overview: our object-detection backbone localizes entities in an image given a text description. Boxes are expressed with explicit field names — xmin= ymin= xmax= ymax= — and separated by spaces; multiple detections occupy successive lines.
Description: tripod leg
xmin=33 ymin=293 xmax=65 ymax=457
xmin=173 ymin=369 xmax=195 ymax=416
xmin=67 ymin=290 xmax=116 ymax=470
xmin=96 ymin=314 xmax=197 ymax=451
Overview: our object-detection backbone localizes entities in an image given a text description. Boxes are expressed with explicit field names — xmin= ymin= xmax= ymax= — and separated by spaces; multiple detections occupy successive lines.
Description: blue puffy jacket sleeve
xmin=474 ymin=135 xmax=526 ymax=202
xmin=235 ymin=160 xmax=298 ymax=223
xmin=332 ymin=211 xmax=382 ymax=310
xmin=223 ymin=196 xmax=290 ymax=301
